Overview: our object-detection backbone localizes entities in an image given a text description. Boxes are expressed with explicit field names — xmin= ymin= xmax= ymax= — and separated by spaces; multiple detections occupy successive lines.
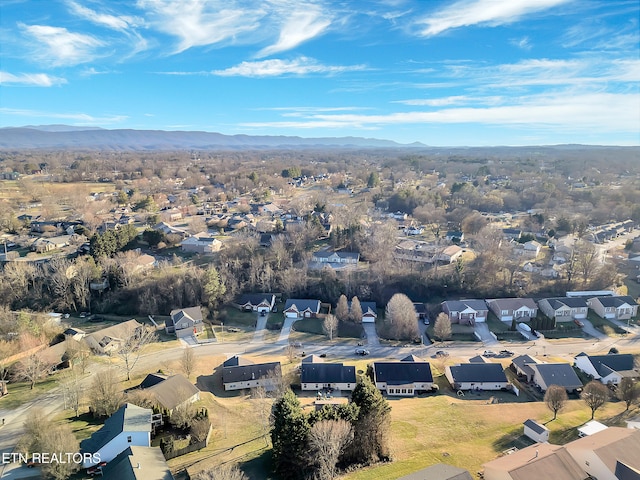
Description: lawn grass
xmin=0 ymin=377 xmax=59 ymax=410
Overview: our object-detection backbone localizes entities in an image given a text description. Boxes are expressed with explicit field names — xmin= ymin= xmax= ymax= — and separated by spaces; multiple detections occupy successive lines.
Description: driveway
xmin=473 ymin=322 xmax=500 ymax=346
xmin=363 ymin=322 xmax=380 ymax=347
xmin=276 ymin=317 xmax=298 ymax=344
xmin=251 ymin=313 xmax=268 ymax=343
xmin=581 ymin=319 xmax=608 ymax=341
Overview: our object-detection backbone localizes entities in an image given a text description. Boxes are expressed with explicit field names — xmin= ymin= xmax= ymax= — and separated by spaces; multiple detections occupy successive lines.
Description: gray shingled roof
xmin=223 ymin=362 xmax=281 ymax=384
xmin=284 ymin=299 xmax=321 ymax=313
xmin=237 ymin=293 xmax=276 ymax=306
xmin=102 ymin=446 xmax=174 ymax=480
xmin=448 ymin=363 xmax=508 ymax=383
xmin=524 ymin=419 xmax=549 ymax=435
xmin=592 ymin=296 xmax=638 ymax=308
xmin=301 ymin=363 xmax=356 ymax=384
xmin=80 ymin=404 xmax=152 ymax=454
xmin=529 ymin=363 xmax=583 ymax=390
xmin=544 ymin=297 xmax=588 ymax=309
xmin=144 ymin=374 xmax=199 ymax=411
xmin=396 ymin=463 xmax=473 ymax=480
xmin=584 ymin=354 xmax=635 ymax=377
xmin=372 ymin=361 xmax=433 ymax=384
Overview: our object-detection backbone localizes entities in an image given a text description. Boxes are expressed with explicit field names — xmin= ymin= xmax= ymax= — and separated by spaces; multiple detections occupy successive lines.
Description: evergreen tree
xmin=203 ymin=265 xmax=226 ymax=309
xmin=271 ymin=390 xmax=310 ymax=480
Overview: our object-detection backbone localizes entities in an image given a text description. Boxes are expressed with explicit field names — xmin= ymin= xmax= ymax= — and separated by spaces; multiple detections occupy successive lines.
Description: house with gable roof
xmin=300 ymin=355 xmax=356 ymax=391
xmin=371 ymin=354 xmax=435 ymax=396
xmin=445 ymin=363 xmax=509 ymax=391
xmin=311 ymin=249 xmax=359 ymax=267
xmin=528 ymin=363 xmax=583 ymax=393
xmin=80 ymin=403 xmax=152 ymax=468
xmin=165 ymin=306 xmax=204 ymax=338
xmin=180 ymin=232 xmax=222 ymax=254
xmin=441 ymin=299 xmax=488 ymax=325
xmin=235 ymin=293 xmax=276 ymax=313
xmin=574 ymin=352 xmax=638 ymax=385
xmin=101 ymin=446 xmax=174 ymax=480
xmin=486 ymin=298 xmax=538 ymax=322
xmin=283 ymin=299 xmax=321 ymax=319
xmin=587 ymin=296 xmax=638 ymax=320
xmin=84 ymin=319 xmax=143 ymax=355
xmin=538 ymin=297 xmax=588 ymax=322
xmin=221 ymin=356 xmax=281 ymax=391
xmin=511 ymin=355 xmax=542 ymax=382
xmin=349 ymin=300 xmax=377 ymax=323
xmin=131 ymin=373 xmax=200 ymax=414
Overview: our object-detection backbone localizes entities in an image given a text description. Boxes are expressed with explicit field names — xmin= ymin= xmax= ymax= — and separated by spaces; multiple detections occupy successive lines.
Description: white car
xmin=355 ymin=348 xmax=370 ymax=355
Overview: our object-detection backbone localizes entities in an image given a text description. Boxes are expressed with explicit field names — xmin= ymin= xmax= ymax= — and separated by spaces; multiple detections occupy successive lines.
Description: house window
xmin=401 ymin=389 xmax=406 ymax=394
xmin=181 ymin=322 xmax=188 ymax=328
xmin=127 ymin=436 xmax=132 ymax=443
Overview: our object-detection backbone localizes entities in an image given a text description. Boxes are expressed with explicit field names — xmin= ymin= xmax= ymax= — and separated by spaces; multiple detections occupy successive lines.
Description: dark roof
xmin=222 ymin=355 xmax=254 ymax=367
xmin=102 ymin=446 xmax=174 ymax=480
xmin=169 ymin=306 xmax=203 ymax=323
xmin=615 ymin=461 xmax=640 ymax=480
xmin=349 ymin=301 xmax=377 ymax=315
xmin=284 ymin=299 xmax=321 ymax=313
xmin=312 ymin=250 xmax=359 ymax=260
xmin=592 ymin=295 xmax=638 ymax=308
xmin=237 ymin=293 xmax=276 ymax=306
xmin=301 ymin=363 xmax=356 ymax=384
xmin=442 ymin=299 xmax=487 ymax=312
xmin=138 ymin=373 xmax=168 ymax=389
xmin=396 ymin=463 xmax=473 ymax=480
xmin=544 ymin=297 xmax=588 ymax=309
xmin=144 ymin=375 xmax=199 ymax=411
xmin=402 ymin=354 xmax=423 ymax=362
xmin=511 ymin=355 xmax=539 ymax=377
xmin=223 ymin=362 xmax=281 ymax=384
xmin=524 ymin=419 xmax=549 ymax=435
xmin=372 ymin=361 xmax=433 ymax=384
xmin=468 ymin=355 xmax=488 ymax=363
xmin=585 ymin=354 xmax=635 ymax=377
xmin=413 ymin=303 xmax=428 ymax=314
xmin=529 ymin=364 xmax=583 ymax=390
xmin=448 ymin=363 xmax=508 ymax=383
xmin=80 ymin=404 xmax=152 ymax=454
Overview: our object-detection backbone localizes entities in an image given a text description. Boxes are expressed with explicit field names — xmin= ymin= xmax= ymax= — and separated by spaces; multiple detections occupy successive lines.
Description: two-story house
xmin=165 ymin=306 xmax=204 ymax=338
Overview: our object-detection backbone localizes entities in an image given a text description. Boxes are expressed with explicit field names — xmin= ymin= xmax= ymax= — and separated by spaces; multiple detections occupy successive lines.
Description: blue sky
xmin=1 ymin=0 xmax=639 ymax=146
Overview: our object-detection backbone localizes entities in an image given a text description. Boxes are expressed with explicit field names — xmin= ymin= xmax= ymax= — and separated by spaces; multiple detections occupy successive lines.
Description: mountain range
xmin=0 ymin=126 xmax=425 ymax=150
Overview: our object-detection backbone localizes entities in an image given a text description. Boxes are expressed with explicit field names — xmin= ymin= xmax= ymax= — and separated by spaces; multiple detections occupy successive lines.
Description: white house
xmin=180 ymin=232 xmax=222 ymax=254
xmin=441 ymin=300 xmax=488 ymax=325
xmin=445 ymin=363 xmax=509 ymax=391
xmin=523 ymin=419 xmax=550 ymax=443
xmin=300 ymin=357 xmax=356 ymax=391
xmin=235 ymin=293 xmax=276 ymax=313
xmin=221 ymin=356 xmax=282 ymax=391
xmin=372 ymin=355 xmax=434 ymax=396
xmin=574 ymin=353 xmax=637 ymax=385
xmin=434 ymin=245 xmax=464 ymax=264
xmin=311 ymin=249 xmax=359 ymax=265
xmin=80 ymin=404 xmax=152 ymax=467
xmin=350 ymin=301 xmax=377 ymax=323
xmin=577 ymin=420 xmax=608 ymax=437
xmin=283 ymin=299 xmax=321 ymax=319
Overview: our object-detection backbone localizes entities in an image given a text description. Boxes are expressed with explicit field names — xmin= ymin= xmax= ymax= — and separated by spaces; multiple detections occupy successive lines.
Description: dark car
xmin=500 ymin=350 xmax=514 ymax=356
xmin=435 ymin=350 xmax=449 ymax=357
xmin=260 ymin=310 xmax=267 ymax=316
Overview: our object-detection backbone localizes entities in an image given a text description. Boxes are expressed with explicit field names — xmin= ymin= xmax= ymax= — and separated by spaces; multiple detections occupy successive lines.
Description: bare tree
xmin=65 ymin=336 xmax=91 ymax=374
xmin=433 ymin=313 xmax=452 ymax=342
xmin=170 ymin=400 xmax=197 ymax=429
xmin=16 ymin=354 xmax=53 ymax=389
xmin=349 ymin=296 xmax=363 ymax=323
xmin=322 ymin=314 xmax=338 ymax=341
xmin=616 ymin=378 xmax=640 ymax=411
xmin=285 ymin=344 xmax=297 ymax=363
xmin=180 ymin=347 xmax=197 ymax=379
xmin=251 ymin=386 xmax=273 ymax=446
xmin=61 ymin=368 xmax=84 ymax=417
xmin=544 ymin=385 xmax=568 ymax=420
xmin=194 ymin=464 xmax=248 ymax=480
xmin=581 ymin=381 xmax=609 ymax=420
xmin=116 ymin=325 xmax=158 ymax=381
xmin=126 ymin=388 xmax=158 ymax=410
xmin=385 ymin=293 xmax=419 ymax=341
xmin=335 ymin=294 xmax=349 ymax=322
xmin=308 ymin=420 xmax=353 ymax=480
xmin=89 ymin=368 xmax=124 ymax=417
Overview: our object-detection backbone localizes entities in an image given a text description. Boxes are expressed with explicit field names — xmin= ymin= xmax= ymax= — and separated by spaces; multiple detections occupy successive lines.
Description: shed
xmin=578 ymin=420 xmax=608 ymax=437
xmin=524 ymin=419 xmax=550 ymax=443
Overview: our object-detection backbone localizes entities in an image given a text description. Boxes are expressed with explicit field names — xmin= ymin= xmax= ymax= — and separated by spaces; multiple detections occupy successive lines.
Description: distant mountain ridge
xmin=0 ymin=126 xmax=425 ymax=150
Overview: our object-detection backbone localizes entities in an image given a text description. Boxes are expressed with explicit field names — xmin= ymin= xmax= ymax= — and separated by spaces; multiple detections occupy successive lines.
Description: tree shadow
xmin=492 ymin=427 xmax=536 ymax=452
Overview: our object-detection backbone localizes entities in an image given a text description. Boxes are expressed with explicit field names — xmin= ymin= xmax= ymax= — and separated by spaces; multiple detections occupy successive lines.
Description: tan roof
xmin=565 ymin=427 xmax=640 ymax=474
xmin=483 ymin=443 xmax=587 ymax=480
xmin=145 ymin=374 xmax=199 ymax=411
xmin=86 ymin=319 xmax=142 ymax=343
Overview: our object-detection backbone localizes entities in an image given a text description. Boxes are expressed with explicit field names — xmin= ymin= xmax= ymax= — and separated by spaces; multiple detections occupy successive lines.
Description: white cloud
xmin=510 ymin=36 xmax=532 ymax=50
xmin=211 ymin=57 xmax=366 ymax=77
xmin=257 ymin=6 xmax=331 ymax=57
xmin=0 ymin=107 xmax=127 ymax=124
xmin=66 ymin=0 xmax=141 ymax=31
xmin=0 ymin=71 xmax=67 ymax=87
xmin=241 ymin=92 xmax=640 ymax=134
xmin=136 ymin=0 xmax=264 ymax=53
xmin=19 ymin=24 xmax=104 ymax=66
xmin=417 ymin=0 xmax=571 ymax=37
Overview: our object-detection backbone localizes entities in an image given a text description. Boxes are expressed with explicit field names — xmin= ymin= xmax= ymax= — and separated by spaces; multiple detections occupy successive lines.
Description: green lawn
xmin=0 ymin=377 xmax=59 ymax=410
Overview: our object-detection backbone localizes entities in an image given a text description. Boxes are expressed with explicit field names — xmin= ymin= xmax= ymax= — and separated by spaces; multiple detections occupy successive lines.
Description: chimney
xmin=535 ymin=450 xmax=538 ymax=458
xmin=137 ymin=463 xmax=141 ymax=469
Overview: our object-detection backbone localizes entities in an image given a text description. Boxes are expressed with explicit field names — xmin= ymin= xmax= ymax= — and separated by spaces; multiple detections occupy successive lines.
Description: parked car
xmin=423 ymin=318 xmax=430 ymax=325
xmin=260 ymin=310 xmax=267 ymax=316
xmin=355 ymin=348 xmax=370 ymax=356
xmin=291 ymin=342 xmax=303 ymax=348
xmin=87 ymin=462 xmax=107 ymax=476
xmin=79 ymin=312 xmax=89 ymax=318
xmin=319 ymin=353 xmax=327 ymax=358
xmin=499 ymin=350 xmax=514 ymax=356
xmin=483 ymin=350 xmax=497 ymax=357
xmin=435 ymin=350 xmax=449 ymax=357
xmin=574 ymin=319 xmax=584 ymax=327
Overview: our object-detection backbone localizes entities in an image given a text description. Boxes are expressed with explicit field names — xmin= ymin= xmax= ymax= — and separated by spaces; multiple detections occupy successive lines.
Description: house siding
xmin=83 ymin=431 xmax=150 ymax=467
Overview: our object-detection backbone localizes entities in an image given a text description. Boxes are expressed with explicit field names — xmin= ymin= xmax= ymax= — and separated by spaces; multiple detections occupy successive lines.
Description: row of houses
xmin=441 ymin=294 xmax=639 ymax=325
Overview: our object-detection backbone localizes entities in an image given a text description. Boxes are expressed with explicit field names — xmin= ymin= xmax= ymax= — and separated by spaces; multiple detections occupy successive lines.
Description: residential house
xmin=371 ymin=355 xmax=434 ymax=396
xmin=311 ymin=249 xmax=359 ymax=265
xmin=101 ymin=446 xmax=174 ymax=480
xmin=486 ymin=298 xmax=538 ymax=323
xmin=445 ymin=230 xmax=464 ymax=242
xmin=80 ymin=403 xmax=152 ymax=468
xmin=538 ymin=297 xmax=588 ymax=322
xmin=221 ymin=356 xmax=281 ymax=391
xmin=132 ymin=374 xmax=200 ymax=414
xmin=394 ymin=239 xmax=435 ymax=263
xmin=587 ymin=296 xmax=638 ymax=320
xmin=180 ymin=232 xmax=222 ymax=254
xmin=396 ymin=464 xmax=473 ymax=480
xmin=63 ymin=327 xmax=86 ymax=341
xmin=404 ymin=226 xmax=424 ymax=236
xmin=413 ymin=303 xmax=428 ymax=321
xmin=165 ymin=306 xmax=204 ymax=338
xmin=435 ymin=245 xmax=464 ymax=264
xmin=31 ymin=235 xmax=71 ymax=253
xmin=523 ymin=419 xmax=550 ymax=443
xmin=38 ymin=341 xmax=72 ymax=371
xmin=502 ymin=228 xmax=522 ymax=240
xmin=483 ymin=442 xmax=588 ymax=480
xmin=259 ymin=233 xmax=276 ymax=247
xmin=84 ymin=319 xmax=143 ymax=355
xmin=300 ymin=356 xmax=356 ymax=391
xmin=441 ymin=300 xmax=488 ymax=325
xmin=152 ymin=222 xmax=188 ymax=238
xmin=235 ymin=293 xmax=276 ymax=313
xmin=564 ymin=427 xmax=640 ymax=480
xmin=574 ymin=353 xmax=637 ymax=385
xmin=528 ymin=363 xmax=583 ymax=393
xmin=445 ymin=363 xmax=509 ymax=391
xmin=350 ymin=300 xmax=377 ymax=323
xmin=511 ymin=355 xmax=542 ymax=382
xmin=522 ymin=240 xmax=542 ymax=257
xmin=283 ymin=299 xmax=321 ymax=319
